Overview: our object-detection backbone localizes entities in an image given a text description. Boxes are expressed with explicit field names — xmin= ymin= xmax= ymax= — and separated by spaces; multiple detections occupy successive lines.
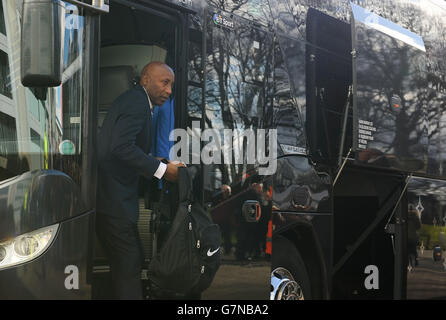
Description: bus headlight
xmin=14 ymin=236 xmax=41 ymax=257
xmin=0 ymin=224 xmax=58 ymax=270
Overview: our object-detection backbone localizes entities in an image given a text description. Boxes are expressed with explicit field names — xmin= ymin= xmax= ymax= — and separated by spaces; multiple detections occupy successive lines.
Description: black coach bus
xmin=0 ymin=0 xmax=445 ymax=300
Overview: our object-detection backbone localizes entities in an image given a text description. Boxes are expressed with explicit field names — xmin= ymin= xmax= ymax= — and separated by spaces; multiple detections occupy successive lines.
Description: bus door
xmin=93 ymin=0 xmax=189 ymax=299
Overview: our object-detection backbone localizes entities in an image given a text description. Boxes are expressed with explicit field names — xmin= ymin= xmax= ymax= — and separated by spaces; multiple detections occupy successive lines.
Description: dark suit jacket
xmin=97 ymin=84 xmax=161 ymax=223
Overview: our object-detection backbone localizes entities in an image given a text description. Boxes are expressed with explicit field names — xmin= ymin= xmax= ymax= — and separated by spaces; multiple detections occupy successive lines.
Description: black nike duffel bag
xmin=148 ymin=167 xmax=221 ymax=297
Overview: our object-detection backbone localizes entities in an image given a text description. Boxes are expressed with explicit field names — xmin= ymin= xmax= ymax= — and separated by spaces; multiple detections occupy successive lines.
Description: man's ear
xmin=140 ymin=73 xmax=148 ymax=85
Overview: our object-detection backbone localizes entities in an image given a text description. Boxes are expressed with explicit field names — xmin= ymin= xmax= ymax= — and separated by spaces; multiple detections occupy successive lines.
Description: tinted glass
xmin=204 ymin=12 xmax=274 ymax=200
xmin=0 ymin=1 xmax=87 ymax=185
xmin=352 ymin=4 xmax=429 ymax=173
xmin=208 ymin=0 xmax=272 ymax=27
xmin=267 ymin=0 xmax=351 ymax=42
xmin=200 ymin=10 xmax=273 ymax=299
xmin=187 ymin=25 xmax=203 ymax=124
xmin=274 ymin=37 xmax=306 ymax=156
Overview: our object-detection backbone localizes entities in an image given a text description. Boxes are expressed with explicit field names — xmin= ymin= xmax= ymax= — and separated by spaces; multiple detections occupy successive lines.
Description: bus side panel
xmin=272 ymin=155 xmax=333 ymax=299
xmin=273 ymin=156 xmax=331 ymax=213
xmin=273 ymin=212 xmax=333 ymax=299
xmin=0 ymin=170 xmax=86 ymax=241
xmin=332 ymin=169 xmax=405 ymax=299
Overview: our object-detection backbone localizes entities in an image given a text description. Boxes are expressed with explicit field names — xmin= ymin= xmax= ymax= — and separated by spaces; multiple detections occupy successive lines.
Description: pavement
xmin=202 ymin=258 xmax=270 ymax=300
xmin=407 ymin=250 xmax=446 ymax=300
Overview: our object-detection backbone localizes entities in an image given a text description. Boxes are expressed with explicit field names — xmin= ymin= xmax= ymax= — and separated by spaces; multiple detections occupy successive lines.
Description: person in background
xmin=407 ymin=204 xmax=421 ymax=271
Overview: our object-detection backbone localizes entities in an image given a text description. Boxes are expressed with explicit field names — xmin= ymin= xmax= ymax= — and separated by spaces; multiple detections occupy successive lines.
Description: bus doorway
xmin=92 ymin=0 xmax=272 ymax=300
xmin=92 ymin=0 xmax=184 ymax=299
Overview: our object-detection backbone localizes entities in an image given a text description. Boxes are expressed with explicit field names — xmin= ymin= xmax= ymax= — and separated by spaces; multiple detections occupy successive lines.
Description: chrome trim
xmin=271 ymin=267 xmax=304 ymax=300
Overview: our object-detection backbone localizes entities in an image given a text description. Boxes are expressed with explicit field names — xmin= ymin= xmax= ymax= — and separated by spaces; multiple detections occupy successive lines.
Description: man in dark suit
xmin=96 ymin=61 xmax=183 ymax=299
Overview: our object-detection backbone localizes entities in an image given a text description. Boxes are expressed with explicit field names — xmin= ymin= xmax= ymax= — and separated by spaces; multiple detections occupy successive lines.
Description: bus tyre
xmin=271 ymin=235 xmax=312 ymax=300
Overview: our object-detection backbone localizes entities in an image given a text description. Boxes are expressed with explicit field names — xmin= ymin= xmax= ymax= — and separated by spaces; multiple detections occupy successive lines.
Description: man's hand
xmin=163 ymin=162 xmax=186 ymax=182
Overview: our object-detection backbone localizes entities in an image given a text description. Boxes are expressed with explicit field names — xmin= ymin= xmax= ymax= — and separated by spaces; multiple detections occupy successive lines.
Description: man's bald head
xmin=141 ymin=61 xmax=173 ymax=79
xmin=140 ymin=61 xmax=174 ymax=106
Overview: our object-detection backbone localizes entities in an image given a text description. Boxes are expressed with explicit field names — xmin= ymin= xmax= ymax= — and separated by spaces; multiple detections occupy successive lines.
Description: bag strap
xmin=177 ymin=167 xmax=193 ymax=204
xmin=158 ymin=180 xmax=170 ymax=203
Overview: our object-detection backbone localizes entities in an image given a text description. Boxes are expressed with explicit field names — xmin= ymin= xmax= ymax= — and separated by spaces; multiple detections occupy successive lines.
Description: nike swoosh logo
xmin=207 ymin=248 xmax=220 ymax=257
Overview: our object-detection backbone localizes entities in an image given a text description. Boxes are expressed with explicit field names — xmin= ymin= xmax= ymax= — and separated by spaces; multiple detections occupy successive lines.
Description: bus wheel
xmin=271 ymin=236 xmax=312 ymax=300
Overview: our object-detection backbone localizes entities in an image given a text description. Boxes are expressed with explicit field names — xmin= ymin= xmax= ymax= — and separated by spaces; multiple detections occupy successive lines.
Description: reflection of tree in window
xmin=188 ymin=39 xmax=202 ymax=84
xmin=205 ymin=15 xmax=274 ymax=195
xmin=0 ymin=50 xmax=12 ymax=98
xmin=206 ymin=25 xmax=269 ymax=131
xmin=273 ymin=40 xmax=306 ymax=151
xmin=356 ymin=24 xmax=428 ymax=159
xmin=187 ymin=86 xmax=202 ymax=121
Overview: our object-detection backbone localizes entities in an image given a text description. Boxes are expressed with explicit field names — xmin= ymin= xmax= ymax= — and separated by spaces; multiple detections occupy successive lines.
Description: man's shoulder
xmin=118 ymin=85 xmax=146 ymax=103
xmin=114 ymin=86 xmax=148 ymax=114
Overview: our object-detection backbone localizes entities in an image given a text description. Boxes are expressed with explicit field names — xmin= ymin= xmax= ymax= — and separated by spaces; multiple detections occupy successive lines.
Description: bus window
xmin=187 ymin=26 xmax=203 ymax=125
xmin=203 ymin=13 xmax=274 ymax=204
xmin=0 ymin=1 xmax=89 ymax=187
xmin=273 ymin=38 xmax=306 ymax=156
xmin=352 ymin=2 xmax=428 ymax=173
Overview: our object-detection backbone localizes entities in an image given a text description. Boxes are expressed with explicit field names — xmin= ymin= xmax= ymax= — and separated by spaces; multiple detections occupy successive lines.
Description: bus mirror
xmin=21 ymin=0 xmax=66 ymax=87
xmin=31 ymin=87 xmax=48 ymax=101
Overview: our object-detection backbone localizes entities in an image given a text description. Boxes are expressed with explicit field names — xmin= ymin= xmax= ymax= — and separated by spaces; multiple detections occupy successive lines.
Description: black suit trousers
xmin=96 ymin=213 xmax=144 ymax=300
